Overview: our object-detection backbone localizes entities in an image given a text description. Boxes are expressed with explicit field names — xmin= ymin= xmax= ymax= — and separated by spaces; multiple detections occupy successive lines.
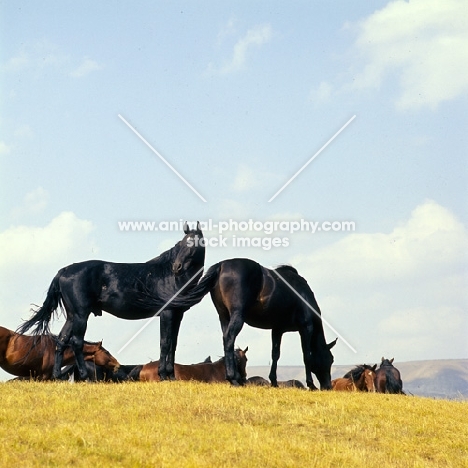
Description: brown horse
xmin=0 ymin=325 xmax=120 ymax=380
xmin=332 ymin=364 xmax=377 ymax=392
xmin=246 ymin=376 xmax=270 ymax=386
xmin=130 ymin=348 xmax=248 ymax=383
xmin=278 ymin=379 xmax=306 ymax=389
xmin=374 ymin=358 xmax=404 ymax=394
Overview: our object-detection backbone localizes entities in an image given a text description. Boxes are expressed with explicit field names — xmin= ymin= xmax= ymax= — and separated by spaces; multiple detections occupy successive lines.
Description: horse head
xmin=363 ymin=364 xmax=377 ymax=392
xmin=311 ymin=338 xmax=337 ymax=390
xmin=87 ymin=341 xmax=121 ymax=373
xmin=234 ymin=346 xmax=248 ymax=384
xmin=172 ymin=221 xmax=205 ymax=276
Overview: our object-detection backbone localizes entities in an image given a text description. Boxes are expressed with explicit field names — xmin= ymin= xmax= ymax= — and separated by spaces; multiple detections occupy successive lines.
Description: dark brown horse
xmin=374 ymin=358 xmax=404 ymax=394
xmin=130 ymin=348 xmax=248 ymax=384
xmin=17 ymin=224 xmax=205 ymax=381
xmin=60 ymin=361 xmax=132 ymax=382
xmin=0 ymin=325 xmax=120 ymax=380
xmin=278 ymin=379 xmax=306 ymax=389
xmin=332 ymin=364 xmax=377 ymax=392
xmin=246 ymin=376 xmax=270 ymax=386
xmin=155 ymin=258 xmax=337 ymax=389
xmin=246 ymin=376 xmax=305 ymax=389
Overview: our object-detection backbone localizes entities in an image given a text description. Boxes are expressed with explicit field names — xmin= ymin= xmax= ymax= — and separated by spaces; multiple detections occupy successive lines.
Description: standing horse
xmin=374 ymin=358 xmax=404 ymax=394
xmin=154 ymin=258 xmax=337 ymax=389
xmin=331 ymin=364 xmax=377 ymax=392
xmin=17 ymin=223 xmax=205 ymax=381
xmin=130 ymin=348 xmax=248 ymax=384
xmin=0 ymin=325 xmax=119 ymax=380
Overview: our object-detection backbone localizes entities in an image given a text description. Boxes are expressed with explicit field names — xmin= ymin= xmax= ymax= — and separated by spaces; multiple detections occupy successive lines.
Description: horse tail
xmin=385 ymin=369 xmax=403 ymax=394
xmin=166 ymin=262 xmax=221 ymax=309
xmin=17 ymin=271 xmax=63 ymax=336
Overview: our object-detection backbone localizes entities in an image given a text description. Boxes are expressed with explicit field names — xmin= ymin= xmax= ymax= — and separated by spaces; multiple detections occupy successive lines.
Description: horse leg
xmin=167 ymin=309 xmax=184 ymax=380
xmin=158 ymin=309 xmax=173 ymax=381
xmin=269 ymin=329 xmax=283 ymax=387
xmin=299 ymin=325 xmax=317 ymax=390
xmin=222 ymin=313 xmax=244 ymax=386
xmin=52 ymin=319 xmax=73 ymax=379
xmin=69 ymin=313 xmax=90 ymax=381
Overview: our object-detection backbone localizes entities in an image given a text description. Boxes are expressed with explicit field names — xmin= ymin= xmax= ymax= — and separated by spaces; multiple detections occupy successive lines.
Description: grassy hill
xmin=0 ymin=381 xmax=467 ymax=467
xmin=248 ymin=359 xmax=468 ymax=399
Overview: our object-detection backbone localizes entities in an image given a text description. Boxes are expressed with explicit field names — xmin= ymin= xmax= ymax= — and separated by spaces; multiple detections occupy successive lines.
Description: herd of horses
xmin=4 ymin=224 xmax=403 ymax=394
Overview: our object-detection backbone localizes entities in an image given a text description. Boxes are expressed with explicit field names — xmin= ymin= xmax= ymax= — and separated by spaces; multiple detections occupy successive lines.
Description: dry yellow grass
xmin=0 ymin=381 xmax=466 ymax=467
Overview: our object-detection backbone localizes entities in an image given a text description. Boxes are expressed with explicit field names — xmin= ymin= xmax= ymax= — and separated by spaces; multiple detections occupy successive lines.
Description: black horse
xmin=375 ymin=357 xmax=405 ymax=394
xmin=18 ymin=223 xmax=205 ymax=381
xmin=156 ymin=258 xmax=337 ymax=389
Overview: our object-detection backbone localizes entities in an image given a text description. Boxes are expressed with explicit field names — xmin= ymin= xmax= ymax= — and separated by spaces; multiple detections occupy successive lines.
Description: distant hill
xmin=247 ymin=359 xmax=468 ymax=399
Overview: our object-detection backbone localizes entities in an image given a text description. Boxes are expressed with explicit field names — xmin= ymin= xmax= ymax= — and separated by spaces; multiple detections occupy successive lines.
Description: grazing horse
xmin=0 ymin=325 xmax=119 ymax=380
xmin=130 ymin=348 xmax=248 ymax=384
xmin=17 ymin=223 xmax=205 ymax=381
xmin=332 ymin=364 xmax=377 ymax=392
xmin=155 ymin=259 xmax=336 ymax=389
xmin=375 ymin=358 xmax=404 ymax=394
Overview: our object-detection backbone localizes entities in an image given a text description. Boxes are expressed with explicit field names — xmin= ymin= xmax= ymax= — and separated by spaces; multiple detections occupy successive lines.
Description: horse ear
xmin=390 ymin=358 xmax=394 ymax=364
xmin=183 ymin=222 xmax=190 ymax=234
xmin=243 ymin=346 xmax=249 ymax=353
xmin=372 ymin=364 xmax=377 ymax=371
xmin=327 ymin=338 xmax=338 ymax=349
xmin=196 ymin=221 xmax=201 ymax=231
xmin=381 ymin=357 xmax=385 ymax=362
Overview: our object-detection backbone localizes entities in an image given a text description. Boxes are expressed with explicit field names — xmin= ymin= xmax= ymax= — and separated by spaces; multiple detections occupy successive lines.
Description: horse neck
xmin=146 ymin=243 xmax=178 ymax=268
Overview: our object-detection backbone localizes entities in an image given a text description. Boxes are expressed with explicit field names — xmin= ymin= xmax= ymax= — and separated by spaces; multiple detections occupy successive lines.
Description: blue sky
xmin=1 ymin=1 xmax=467 ymax=381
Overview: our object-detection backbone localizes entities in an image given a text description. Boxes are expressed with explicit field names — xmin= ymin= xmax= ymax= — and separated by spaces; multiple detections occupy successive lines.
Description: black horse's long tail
xmin=154 ymin=262 xmax=221 ymax=311
xmin=17 ymin=272 xmax=63 ymax=336
xmin=385 ymin=369 xmax=404 ymax=394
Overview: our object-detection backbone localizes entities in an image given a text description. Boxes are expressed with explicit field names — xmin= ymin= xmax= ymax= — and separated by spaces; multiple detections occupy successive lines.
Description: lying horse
xmin=332 ymin=364 xmax=377 ymax=392
xmin=246 ymin=376 xmax=270 ymax=386
xmin=375 ymin=358 xmax=404 ymax=394
xmin=278 ymin=379 xmax=305 ymax=389
xmin=130 ymin=348 xmax=248 ymax=384
xmin=0 ymin=325 xmax=119 ymax=380
xmin=247 ymin=376 xmax=305 ymax=389
xmin=61 ymin=361 xmax=132 ymax=382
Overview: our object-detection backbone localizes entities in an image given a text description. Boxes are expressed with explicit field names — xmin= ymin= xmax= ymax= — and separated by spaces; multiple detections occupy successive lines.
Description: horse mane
xmin=274 ymin=264 xmax=299 ymax=275
xmin=343 ymin=364 xmax=375 ymax=381
xmin=146 ymin=240 xmax=180 ymax=271
xmin=380 ymin=359 xmax=394 ymax=367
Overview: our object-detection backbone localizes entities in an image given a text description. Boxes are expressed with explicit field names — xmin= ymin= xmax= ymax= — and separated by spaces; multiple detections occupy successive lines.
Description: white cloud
xmin=11 ymin=187 xmax=50 ymax=219
xmin=2 ymin=40 xmax=67 ymax=74
xmin=231 ymin=163 xmax=258 ymax=192
xmin=348 ymin=0 xmax=468 ymax=110
xmin=290 ymin=200 xmax=467 ymax=361
xmin=14 ymin=125 xmax=34 ymax=139
xmin=295 ymin=200 xmax=467 ymax=284
xmin=70 ymin=58 xmax=103 ymax=78
xmin=0 ymin=212 xmax=98 ymax=335
xmin=0 ymin=211 xmax=96 ymax=268
xmin=0 ymin=141 xmax=11 ymax=155
xmin=309 ymin=81 xmax=333 ymax=104
xmin=207 ymin=23 xmax=273 ymax=75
